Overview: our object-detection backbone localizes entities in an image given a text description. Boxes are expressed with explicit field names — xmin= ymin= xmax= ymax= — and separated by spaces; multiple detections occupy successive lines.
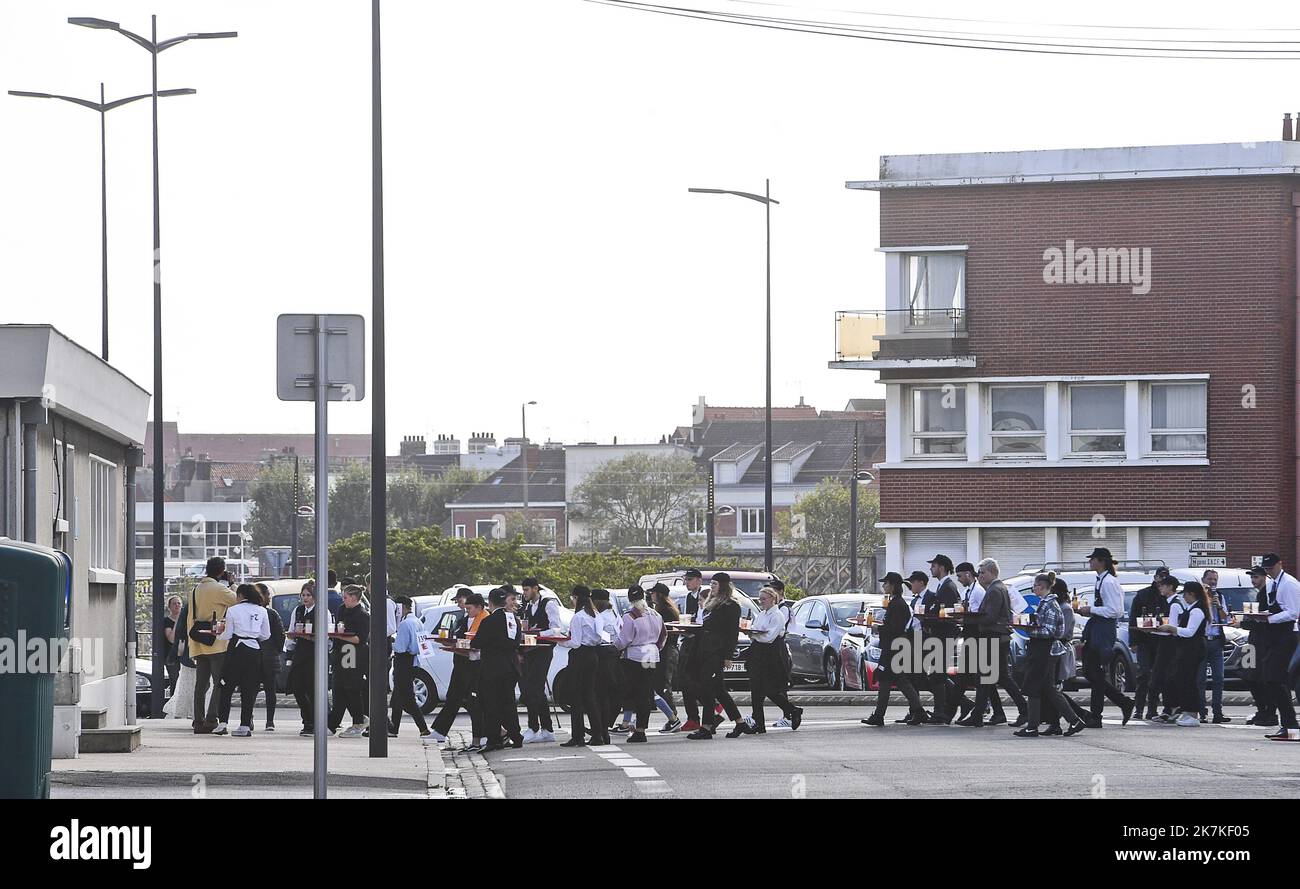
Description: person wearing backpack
xmin=188 ymin=557 xmax=237 ymax=734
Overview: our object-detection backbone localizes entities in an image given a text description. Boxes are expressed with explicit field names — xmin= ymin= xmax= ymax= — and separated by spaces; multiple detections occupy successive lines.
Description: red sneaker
xmin=680 ymin=720 xmax=701 ymax=732
xmin=714 ymin=704 xmax=724 ymax=716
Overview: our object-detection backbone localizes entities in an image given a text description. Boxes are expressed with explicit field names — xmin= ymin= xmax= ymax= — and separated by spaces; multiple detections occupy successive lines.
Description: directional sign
xmin=1190 ymin=540 xmax=1226 ymax=553
xmin=1190 ymin=556 xmax=1227 ymax=569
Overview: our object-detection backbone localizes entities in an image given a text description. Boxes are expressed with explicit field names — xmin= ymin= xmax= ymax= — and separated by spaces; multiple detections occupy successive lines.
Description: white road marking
xmin=623 ymin=766 xmax=659 ymax=779
xmin=635 ymin=780 xmax=672 ymax=795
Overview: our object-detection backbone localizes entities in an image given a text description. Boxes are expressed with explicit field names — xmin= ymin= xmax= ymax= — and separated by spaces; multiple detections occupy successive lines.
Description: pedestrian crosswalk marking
xmin=623 ymin=766 xmax=658 ymax=779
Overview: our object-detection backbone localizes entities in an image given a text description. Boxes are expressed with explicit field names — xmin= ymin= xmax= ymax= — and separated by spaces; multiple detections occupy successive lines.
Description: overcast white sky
xmin=2 ymin=1 xmax=1298 ymax=450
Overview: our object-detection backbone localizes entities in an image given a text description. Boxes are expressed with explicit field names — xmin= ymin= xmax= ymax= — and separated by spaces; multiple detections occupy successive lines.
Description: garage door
xmin=1060 ymin=526 xmax=1128 ymax=565
xmin=981 ymin=529 xmax=1046 ymax=577
xmin=1141 ymin=527 xmax=1202 ymax=571
xmin=901 ymin=529 xmax=967 ymax=578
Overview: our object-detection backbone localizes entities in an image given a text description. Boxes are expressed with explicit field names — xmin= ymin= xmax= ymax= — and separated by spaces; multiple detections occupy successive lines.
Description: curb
xmin=440 ymin=732 xmax=504 ymax=799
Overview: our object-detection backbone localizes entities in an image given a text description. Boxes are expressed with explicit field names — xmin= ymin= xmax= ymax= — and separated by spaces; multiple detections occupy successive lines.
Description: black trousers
xmin=289 ymin=652 xmax=315 ymax=729
xmin=596 ymin=646 xmax=623 ymax=729
xmin=622 ymin=658 xmax=655 ymax=730
xmin=1023 ymin=639 xmax=1076 ymax=729
xmin=329 ymin=669 xmax=366 ymax=729
xmin=678 ymin=637 xmax=700 ymax=723
xmin=972 ymin=636 xmax=1026 ymax=719
xmin=389 ymin=652 xmax=429 ymax=734
xmin=259 ymin=652 xmax=280 ymax=725
xmin=520 ymin=647 xmax=554 ymax=732
xmin=432 ymin=659 xmax=481 ymax=738
xmin=225 ymin=642 xmax=264 ymax=729
xmin=1264 ymin=631 xmax=1299 ymax=730
xmin=479 ymin=670 xmax=522 ymax=741
xmin=1173 ymin=637 xmax=1203 ymax=713
xmin=1083 ymin=636 xmax=1132 ymax=717
xmin=566 ymin=647 xmax=603 ymax=743
xmin=870 ymin=665 xmax=923 ymax=720
xmin=694 ymin=654 xmax=742 ymax=727
xmin=1132 ymin=642 xmax=1157 ymax=715
xmin=1149 ymin=639 xmax=1178 ymax=714
xmin=747 ymin=642 xmax=794 ymax=728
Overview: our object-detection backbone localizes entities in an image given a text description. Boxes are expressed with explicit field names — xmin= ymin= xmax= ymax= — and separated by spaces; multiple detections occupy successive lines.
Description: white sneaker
xmin=532 ymin=730 xmax=556 ymax=743
xmin=232 ymin=725 xmax=252 ymax=737
xmin=522 ymin=728 xmax=538 ymax=743
xmin=339 ymin=725 xmax=365 ymax=738
xmin=213 ymin=722 xmax=229 ymax=736
xmin=1176 ymin=713 xmax=1200 ymax=727
xmin=773 ymin=717 xmax=792 ymax=729
xmin=427 ymin=729 xmax=448 ymax=743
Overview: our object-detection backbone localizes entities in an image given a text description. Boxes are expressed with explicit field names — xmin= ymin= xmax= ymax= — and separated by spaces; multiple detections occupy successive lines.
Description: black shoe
xmin=299 ymin=727 xmax=313 ymax=736
xmin=628 ymin=731 xmax=647 ymax=743
xmin=927 ymin=711 xmax=952 ymax=725
xmin=1265 ymin=728 xmax=1289 ymax=740
xmin=1063 ymin=721 xmax=1086 ymax=737
xmin=1212 ymin=714 xmax=1232 ymax=724
xmin=1013 ymin=728 xmax=1039 ymax=738
xmin=1199 ymin=712 xmax=1208 ymax=724
xmin=507 ymin=735 xmax=524 ymax=749
xmin=1042 ymin=725 xmax=1063 ymax=736
xmin=958 ymin=700 xmax=974 ymax=720
xmin=725 ymin=722 xmax=753 ymax=739
xmin=986 ymin=714 xmax=1008 ymax=726
xmin=1120 ymin=700 xmax=1135 ymax=725
xmin=481 ymin=740 xmax=505 ymax=752
xmin=687 ymin=729 xmax=713 ymax=740
xmin=560 ymin=738 xmax=587 ymax=748
xmin=1008 ymin=714 xmax=1027 ymax=728
xmin=790 ymin=707 xmax=803 ymax=731
xmin=862 ymin=714 xmax=885 ymax=726
xmin=894 ymin=714 xmax=914 ymax=724
xmin=1247 ymin=713 xmax=1278 ymax=726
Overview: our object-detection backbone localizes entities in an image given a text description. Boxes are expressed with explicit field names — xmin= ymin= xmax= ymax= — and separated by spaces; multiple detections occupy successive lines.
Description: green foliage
xmin=328 ymin=462 xmax=373 ymax=540
xmin=776 ymin=477 xmax=883 ymax=557
xmin=387 ymin=466 xmax=484 ymax=530
xmin=246 ymin=459 xmax=313 ymax=553
xmin=502 ymin=510 xmax=558 ymax=547
xmin=571 ymin=452 xmax=703 ymax=549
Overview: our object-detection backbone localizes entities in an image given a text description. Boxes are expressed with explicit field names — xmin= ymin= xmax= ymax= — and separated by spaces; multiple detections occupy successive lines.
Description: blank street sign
xmin=276 ymin=314 xmax=366 ymax=402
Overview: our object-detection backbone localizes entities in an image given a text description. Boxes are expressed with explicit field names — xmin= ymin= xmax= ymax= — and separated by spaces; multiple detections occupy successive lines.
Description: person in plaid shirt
xmin=1016 ymin=573 xmax=1086 ymax=739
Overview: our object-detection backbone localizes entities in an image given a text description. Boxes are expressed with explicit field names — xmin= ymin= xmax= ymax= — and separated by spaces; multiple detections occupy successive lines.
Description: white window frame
xmin=985 ymin=384 xmax=1046 ymax=458
xmin=739 ymin=507 xmax=765 ymax=536
xmin=907 ymin=385 xmax=967 ymax=459
xmin=537 ymin=518 xmax=558 ymax=546
xmin=902 ymin=252 xmax=966 ymax=330
xmin=88 ymin=455 xmax=119 ymax=571
xmin=454 ymin=524 xmax=466 ymax=539
xmin=1064 ymin=383 xmax=1127 ymax=457
xmin=1144 ymin=381 xmax=1207 ymax=457
xmin=475 ymin=519 xmax=499 ymax=540
xmin=687 ymin=507 xmax=707 ymax=536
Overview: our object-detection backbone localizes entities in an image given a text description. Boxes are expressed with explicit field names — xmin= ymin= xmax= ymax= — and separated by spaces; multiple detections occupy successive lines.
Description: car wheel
xmin=552 ymin=669 xmax=573 ymax=714
xmin=1109 ymin=655 xmax=1130 ymax=693
xmin=412 ymin=668 xmax=438 ymax=715
xmin=823 ymin=651 xmax=842 ymax=690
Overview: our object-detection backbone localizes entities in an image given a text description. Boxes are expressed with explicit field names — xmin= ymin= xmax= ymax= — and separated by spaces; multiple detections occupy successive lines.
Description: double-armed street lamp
xmin=7 ymin=85 xmax=195 ymax=362
xmin=688 ymin=182 xmax=779 ymax=571
xmin=69 ymin=15 xmax=237 ymax=717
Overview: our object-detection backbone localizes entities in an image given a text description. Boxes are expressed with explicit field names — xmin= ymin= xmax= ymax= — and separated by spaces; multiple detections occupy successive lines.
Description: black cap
xmin=628 ymin=586 xmax=646 ymax=602
xmin=521 ymin=577 xmax=540 ymax=588
xmin=928 ymin=554 xmax=954 ymax=573
xmin=770 ymin=579 xmax=785 ymax=591
xmin=1248 ymin=566 xmax=1268 ymax=577
xmin=1087 ymin=547 xmax=1114 ymax=561
xmin=571 ymin=584 xmax=590 ymax=597
xmin=488 ymin=587 xmax=509 ymax=605
xmin=1261 ymin=553 xmax=1281 ymax=568
xmin=649 ymin=582 xmax=670 ymax=596
xmin=1154 ymin=566 xmax=1170 ymax=578
xmin=712 ymin=571 xmax=731 ymax=586
xmin=591 ymin=588 xmax=611 ymax=601
xmin=881 ymin=571 xmax=904 ymax=588
xmin=907 ymin=570 xmax=929 ymax=586
xmin=955 ymin=561 xmax=975 ymax=574
xmin=684 ymin=568 xmax=703 ymax=579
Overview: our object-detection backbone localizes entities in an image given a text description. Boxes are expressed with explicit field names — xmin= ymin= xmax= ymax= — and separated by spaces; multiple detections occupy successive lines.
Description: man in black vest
xmin=1129 ymin=566 xmax=1168 ymax=720
xmin=286 ymin=582 xmax=321 ymax=736
xmin=1243 ymin=567 xmax=1277 ymax=726
xmin=678 ymin=568 xmax=706 ymax=731
xmin=923 ymin=554 xmax=963 ymax=724
xmin=473 ymin=586 xmax=524 ymax=751
xmin=519 ymin=577 xmax=561 ymax=742
xmin=327 ymin=585 xmax=370 ymax=737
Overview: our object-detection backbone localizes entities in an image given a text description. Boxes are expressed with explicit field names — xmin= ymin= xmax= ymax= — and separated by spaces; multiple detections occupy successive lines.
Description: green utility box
xmin=0 ymin=539 xmax=71 ymax=799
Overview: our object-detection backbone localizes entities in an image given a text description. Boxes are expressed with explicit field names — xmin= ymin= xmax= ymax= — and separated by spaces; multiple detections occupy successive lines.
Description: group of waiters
xmin=864 ymin=547 xmax=1300 ymax=742
xmin=420 ymin=571 xmax=806 ymax=750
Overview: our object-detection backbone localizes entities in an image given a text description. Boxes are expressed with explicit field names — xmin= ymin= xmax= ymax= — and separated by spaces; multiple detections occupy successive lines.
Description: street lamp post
xmin=688 ymin=181 xmax=778 ymax=571
xmin=7 ymin=85 xmax=195 ymax=362
xmin=70 ymin=15 xmax=236 ymax=718
xmin=521 ymin=400 xmax=537 ymax=520
xmin=369 ymin=0 xmax=389 ymax=759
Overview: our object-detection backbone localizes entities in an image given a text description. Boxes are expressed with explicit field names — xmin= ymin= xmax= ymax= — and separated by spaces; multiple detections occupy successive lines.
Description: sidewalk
xmin=50 ymin=712 xmax=449 ymax=799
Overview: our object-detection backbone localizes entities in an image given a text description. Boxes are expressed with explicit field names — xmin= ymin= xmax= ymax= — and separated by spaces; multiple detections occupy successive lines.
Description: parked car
xmin=785 ymin=593 xmax=881 ymax=689
xmin=432 ymin=582 xmax=558 ymax=607
xmin=637 ymin=568 xmax=779 ymax=601
xmin=840 ymin=622 xmax=883 ymax=692
xmin=134 ymin=657 xmax=167 ymax=718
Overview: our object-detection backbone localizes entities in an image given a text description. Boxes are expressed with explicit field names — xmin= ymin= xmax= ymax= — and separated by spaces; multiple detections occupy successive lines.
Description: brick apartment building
xmin=831 ymin=138 xmax=1300 ymax=576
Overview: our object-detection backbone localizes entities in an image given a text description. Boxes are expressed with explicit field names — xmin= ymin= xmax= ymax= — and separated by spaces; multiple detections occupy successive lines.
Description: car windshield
xmin=1215 ymin=587 xmax=1254 ymax=613
xmin=272 ymin=594 xmax=299 ymax=628
xmin=731 ymin=579 xmax=767 ymax=598
xmin=831 ymin=601 xmax=868 ymax=626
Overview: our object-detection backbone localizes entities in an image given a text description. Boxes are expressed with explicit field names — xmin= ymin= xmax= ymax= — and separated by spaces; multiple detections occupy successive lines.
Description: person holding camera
xmin=187 ymin=557 xmax=237 ymax=734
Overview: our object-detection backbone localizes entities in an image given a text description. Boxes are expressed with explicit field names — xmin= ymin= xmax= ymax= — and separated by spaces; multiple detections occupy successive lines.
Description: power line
xmin=585 ymin=1 xmax=1300 ymax=59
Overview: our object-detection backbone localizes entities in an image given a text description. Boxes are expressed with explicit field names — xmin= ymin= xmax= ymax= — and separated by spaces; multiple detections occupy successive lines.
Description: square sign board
xmin=276 ymin=314 xmax=365 ymax=402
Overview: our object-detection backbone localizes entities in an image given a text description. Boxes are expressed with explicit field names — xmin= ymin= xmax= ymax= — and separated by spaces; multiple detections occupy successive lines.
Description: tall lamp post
xmin=70 ymin=15 xmax=237 ymax=718
xmin=849 ymin=420 xmax=875 ymax=590
xmin=521 ymin=400 xmax=537 ymax=520
xmin=7 ymin=85 xmax=195 ymax=362
xmin=369 ymin=0 xmax=389 ymax=758
xmin=688 ymin=181 xmax=778 ymax=571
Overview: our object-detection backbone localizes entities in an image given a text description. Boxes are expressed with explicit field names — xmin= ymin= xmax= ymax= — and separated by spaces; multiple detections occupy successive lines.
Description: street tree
xmin=571 ymin=452 xmax=703 ymax=550
xmin=777 ymin=477 xmax=883 ymax=557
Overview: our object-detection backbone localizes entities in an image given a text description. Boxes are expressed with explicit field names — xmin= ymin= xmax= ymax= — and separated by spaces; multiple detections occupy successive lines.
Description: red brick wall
xmin=875 ymin=176 xmax=1300 ymax=565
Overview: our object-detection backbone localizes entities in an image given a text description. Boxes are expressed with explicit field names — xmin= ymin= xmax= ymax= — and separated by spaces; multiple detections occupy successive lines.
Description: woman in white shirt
xmin=216 ymin=584 xmax=271 ymax=737
xmin=737 ymin=586 xmax=801 ymax=736
xmin=560 ymin=585 xmax=607 ymax=747
xmin=1159 ymin=580 xmax=1210 ymax=727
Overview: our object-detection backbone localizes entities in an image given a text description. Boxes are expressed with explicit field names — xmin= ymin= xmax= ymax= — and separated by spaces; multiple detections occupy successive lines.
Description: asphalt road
xmin=478 ymin=704 xmax=1300 ymax=799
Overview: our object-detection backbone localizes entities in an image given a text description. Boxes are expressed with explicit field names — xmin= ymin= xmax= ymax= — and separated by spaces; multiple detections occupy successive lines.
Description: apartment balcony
xmin=829 ymin=308 xmax=975 ymax=370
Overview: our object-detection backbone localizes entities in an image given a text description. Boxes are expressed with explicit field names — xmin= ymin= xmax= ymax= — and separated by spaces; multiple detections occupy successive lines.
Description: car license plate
xmin=724 ymin=662 xmax=746 ymax=673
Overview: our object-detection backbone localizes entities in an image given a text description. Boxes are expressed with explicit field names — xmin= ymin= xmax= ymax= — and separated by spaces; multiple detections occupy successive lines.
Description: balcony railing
xmin=834 ymin=308 xmax=968 ymax=361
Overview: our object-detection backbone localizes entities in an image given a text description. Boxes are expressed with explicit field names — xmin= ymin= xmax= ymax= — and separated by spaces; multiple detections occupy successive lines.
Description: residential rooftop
xmin=846 ymin=140 xmax=1300 ymax=190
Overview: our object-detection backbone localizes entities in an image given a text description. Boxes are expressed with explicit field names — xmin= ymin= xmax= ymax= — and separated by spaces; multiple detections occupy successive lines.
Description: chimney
xmin=399 ymin=435 xmax=427 ymax=457
xmin=1284 ymin=113 xmax=1294 ymax=142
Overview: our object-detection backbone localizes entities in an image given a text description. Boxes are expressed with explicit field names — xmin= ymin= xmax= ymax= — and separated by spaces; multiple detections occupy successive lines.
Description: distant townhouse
xmin=831 ymin=135 xmax=1300 ymax=575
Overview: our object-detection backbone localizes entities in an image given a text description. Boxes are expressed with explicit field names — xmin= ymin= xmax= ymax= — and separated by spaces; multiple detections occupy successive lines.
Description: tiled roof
xmin=449 ymin=448 xmax=566 ymax=507
xmin=144 ymin=423 xmax=372 ymax=466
